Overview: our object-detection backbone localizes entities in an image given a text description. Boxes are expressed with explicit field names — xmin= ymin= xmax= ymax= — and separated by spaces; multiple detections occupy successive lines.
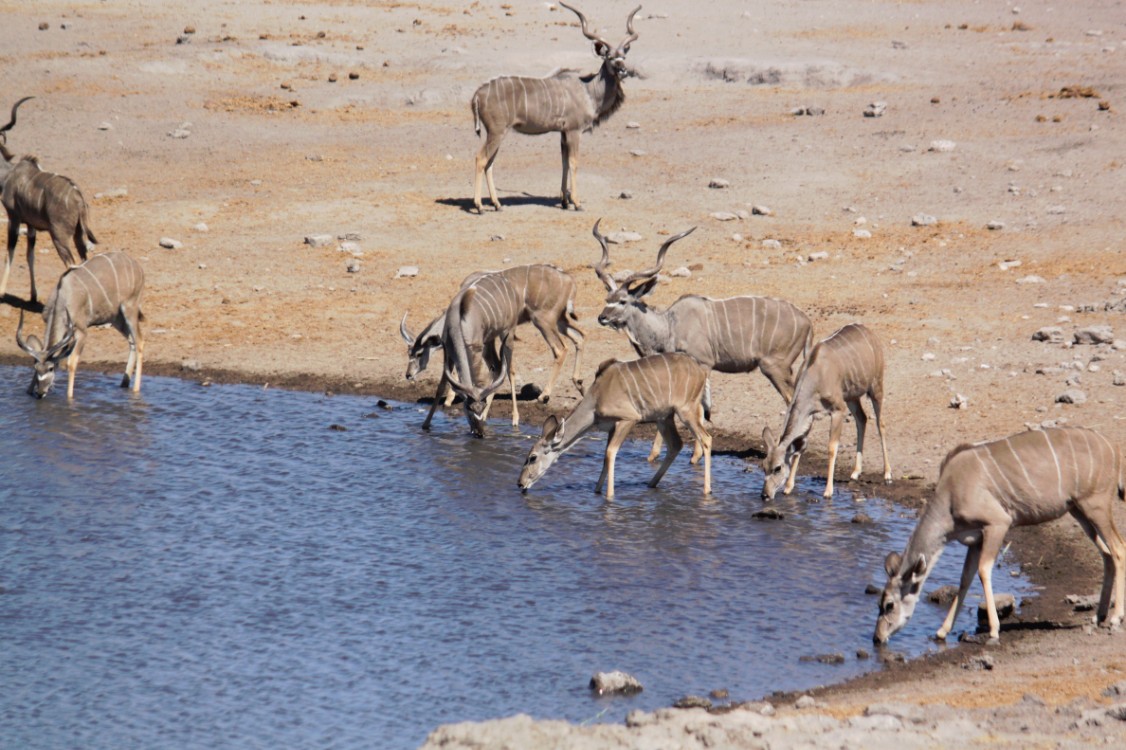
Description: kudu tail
xmin=76 ymin=213 xmax=96 ymax=260
xmin=471 ymin=95 xmax=483 ymax=138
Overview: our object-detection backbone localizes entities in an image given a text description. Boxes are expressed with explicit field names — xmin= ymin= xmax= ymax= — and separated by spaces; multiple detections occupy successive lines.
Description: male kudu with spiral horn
xmin=0 ymin=96 xmax=98 ymax=303
xmin=471 ymin=3 xmax=641 ymax=213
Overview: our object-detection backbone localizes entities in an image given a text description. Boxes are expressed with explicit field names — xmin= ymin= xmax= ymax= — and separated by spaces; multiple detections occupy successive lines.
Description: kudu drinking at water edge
xmin=471 ymin=3 xmax=641 ymax=213
xmin=16 ymin=251 xmax=145 ymax=399
xmin=518 ymin=352 xmax=712 ymax=501
xmin=760 ymin=323 xmax=891 ymax=501
xmin=592 ymin=219 xmax=812 ymax=461
xmin=0 ymin=96 xmax=98 ymax=303
xmin=401 ymin=264 xmax=586 ymax=434
xmin=874 ymin=426 xmax=1126 ymax=645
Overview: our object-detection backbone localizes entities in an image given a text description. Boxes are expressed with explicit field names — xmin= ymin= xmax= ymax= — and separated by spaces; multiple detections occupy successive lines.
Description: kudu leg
xmin=679 ymin=408 xmax=713 ymax=495
xmin=870 ymin=390 xmax=892 ymax=483
xmin=649 ymin=418 xmax=682 ymax=489
xmin=564 ymin=322 xmax=585 ymax=394
xmin=532 ymin=319 xmax=569 ymax=403
xmin=560 ymin=130 xmax=581 ymax=210
xmin=0 ymin=220 xmax=17 ymax=298
xmin=1071 ymin=507 xmax=1126 ymax=627
xmin=25 ymin=227 xmax=38 ymax=303
xmin=976 ymin=524 xmax=1011 ymax=642
xmin=598 ymin=420 xmax=636 ymax=500
xmin=823 ymin=409 xmax=847 ymax=499
xmin=474 ymin=133 xmax=504 ymax=213
xmin=422 ymin=375 xmax=450 ymax=430
xmin=937 ymin=538 xmax=983 ymax=640
xmin=66 ymin=349 xmax=79 ymax=400
xmin=847 ymin=399 xmax=867 ymax=481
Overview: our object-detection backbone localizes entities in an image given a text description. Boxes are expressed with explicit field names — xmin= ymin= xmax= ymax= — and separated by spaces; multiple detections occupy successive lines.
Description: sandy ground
xmin=1 ymin=0 xmax=1125 ymax=746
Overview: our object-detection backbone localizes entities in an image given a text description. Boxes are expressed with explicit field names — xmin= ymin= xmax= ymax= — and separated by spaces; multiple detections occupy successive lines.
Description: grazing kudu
xmin=518 ymin=352 xmax=712 ymax=500
xmin=761 ymin=323 xmax=890 ymax=501
xmin=471 ymin=3 xmax=641 ymax=213
xmin=0 ymin=97 xmax=98 ymax=303
xmin=15 ymin=251 xmax=145 ymax=399
xmin=402 ymin=264 xmax=586 ymax=432
xmin=592 ymin=219 xmax=813 ymax=460
xmin=875 ymin=426 xmax=1126 ymax=645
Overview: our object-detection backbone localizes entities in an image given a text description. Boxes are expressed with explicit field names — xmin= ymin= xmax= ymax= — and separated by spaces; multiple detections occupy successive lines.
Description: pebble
xmin=97 ymin=121 xmax=113 ymax=131
xmin=159 ymin=237 xmax=183 ymax=249
xmin=795 ymin=695 xmax=818 ymax=709
xmin=167 ymin=122 xmax=192 ymax=139
xmin=1113 ymin=371 xmax=1125 ymax=386
xmin=853 ymin=229 xmax=872 ymax=239
xmin=751 ymin=205 xmax=773 ymax=216
xmin=708 ymin=178 xmax=730 ymax=189
xmin=395 ymin=265 xmax=419 ymax=279
xmin=1056 ymin=389 xmax=1087 ymax=404
xmin=603 ymin=231 xmax=642 ymax=244
xmin=346 ymin=259 xmax=361 ymax=273
xmin=590 ymin=670 xmax=642 ymax=695
xmin=911 ymin=213 xmax=938 ymax=227
xmin=304 ymin=234 xmax=334 ymax=248
xmin=669 ymin=267 xmax=691 ymax=278
xmin=987 ymin=220 xmax=1006 ymax=231
xmin=863 ymin=101 xmax=887 ymax=117
xmin=762 ymin=239 xmax=782 ymax=250
xmin=807 ymin=251 xmax=829 ymax=262
xmin=1017 ymin=275 xmax=1045 ymax=284
xmin=977 ymin=593 xmax=1016 ymax=624
xmin=928 ymin=139 xmax=957 ymax=152
xmin=997 ymin=259 xmax=1021 ymax=270
xmin=193 ymin=222 xmax=209 ymax=232
xmin=1073 ymin=325 xmax=1114 ymax=345
xmin=710 ymin=211 xmax=739 ymax=222
xmin=94 ymin=187 xmax=128 ymax=200
xmin=618 ymin=190 xmax=633 ymax=200
xmin=949 ymin=393 xmax=968 ymax=409
xmin=792 ymin=106 xmax=825 ymax=116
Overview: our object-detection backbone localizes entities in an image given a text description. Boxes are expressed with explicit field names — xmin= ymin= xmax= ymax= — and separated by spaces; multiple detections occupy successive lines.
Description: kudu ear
xmin=542 ymin=414 xmax=560 ymax=438
xmin=593 ymin=40 xmax=611 ymax=58
xmin=762 ymin=425 xmax=776 ymax=448
xmin=910 ymin=555 xmax=927 ymax=580
xmin=884 ymin=551 xmax=902 ymax=578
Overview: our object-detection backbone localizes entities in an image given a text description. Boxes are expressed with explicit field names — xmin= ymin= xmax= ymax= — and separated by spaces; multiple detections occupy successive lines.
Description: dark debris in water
xmin=329 ymin=424 xmax=347 ymax=431
xmin=376 ymin=399 xmax=393 ymax=410
xmin=799 ymin=652 xmax=846 ymax=665
xmin=673 ymin=695 xmax=713 ymax=710
xmin=752 ymin=508 xmax=785 ymax=521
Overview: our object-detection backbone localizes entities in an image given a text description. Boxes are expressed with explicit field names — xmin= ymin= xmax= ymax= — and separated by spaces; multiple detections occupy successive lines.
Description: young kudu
xmin=16 ymin=251 xmax=145 ymax=399
xmin=875 ymin=426 xmax=1126 ymax=645
xmin=0 ymin=96 xmax=98 ymax=303
xmin=760 ymin=323 xmax=891 ymax=501
xmin=518 ymin=352 xmax=712 ymax=500
xmin=401 ymin=264 xmax=586 ymax=433
xmin=592 ymin=219 xmax=812 ymax=460
xmin=471 ymin=3 xmax=641 ymax=213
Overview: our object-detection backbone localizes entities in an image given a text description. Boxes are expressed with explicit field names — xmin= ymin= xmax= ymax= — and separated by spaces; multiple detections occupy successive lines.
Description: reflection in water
xmin=0 ymin=367 xmax=1033 ymax=749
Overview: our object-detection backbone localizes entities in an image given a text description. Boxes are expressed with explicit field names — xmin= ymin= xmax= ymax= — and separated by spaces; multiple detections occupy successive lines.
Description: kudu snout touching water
xmin=0 ymin=96 xmax=98 ymax=303
xmin=402 ymin=264 xmax=586 ymax=433
xmin=592 ymin=219 xmax=812 ymax=461
xmin=875 ymin=426 xmax=1126 ymax=645
xmin=471 ymin=3 xmax=641 ymax=213
xmin=15 ymin=251 xmax=145 ymax=399
xmin=518 ymin=352 xmax=712 ymax=501
xmin=761 ymin=323 xmax=891 ymax=501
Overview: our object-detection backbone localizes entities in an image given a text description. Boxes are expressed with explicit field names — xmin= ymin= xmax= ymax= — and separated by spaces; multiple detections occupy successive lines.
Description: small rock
xmin=795 ymin=695 xmax=817 ymax=709
xmin=489 ymin=234 xmax=505 ymax=242
xmin=710 ymin=211 xmax=739 ymax=222
xmin=346 ymin=259 xmax=361 ymax=273
xmin=864 ymin=584 xmax=880 ymax=595
xmin=304 ymin=234 xmax=334 ymax=248
xmin=949 ymin=393 xmax=968 ymax=409
xmin=863 ymin=101 xmax=887 ymax=117
xmin=761 ymin=239 xmax=782 ymax=250
xmin=853 ymin=229 xmax=872 ymax=239
xmin=626 ymin=121 xmax=641 ymax=129
xmin=977 ymin=593 xmax=1016 ymax=625
xmin=911 ymin=213 xmax=938 ymax=227
xmin=1067 ymin=593 xmax=1099 ymax=611
xmin=856 ymin=648 xmax=870 ymax=660
xmin=338 ymin=232 xmax=362 ymax=241
xmin=1056 ymin=389 xmax=1087 ymax=404
xmin=997 ymin=259 xmax=1021 ymax=270
xmin=792 ymin=106 xmax=825 ymax=116
xmin=1074 ymin=325 xmax=1114 ymax=345
xmin=709 ymin=688 xmax=729 ymax=700
xmin=669 ymin=266 xmax=691 ymax=278
xmin=928 ymin=585 xmax=959 ymax=604
xmin=193 ymin=222 xmax=209 ymax=232
xmin=328 ymin=73 xmax=338 ymax=83
xmin=395 ymin=265 xmax=419 ymax=279
xmin=799 ymin=652 xmax=845 ymax=664
xmin=38 ymin=22 xmax=49 ymax=31
xmin=988 ymin=220 xmax=1007 ymax=231
xmin=167 ymin=122 xmax=192 ymax=139
xmin=1113 ymin=371 xmax=1126 ymax=386
xmin=751 ymin=205 xmax=773 ymax=216
xmin=97 ymin=121 xmax=113 ymax=131
xmin=1017 ymin=275 xmax=1046 ymax=284
xmin=590 ymin=670 xmax=642 ymax=695
xmin=1102 ymin=681 xmax=1126 ymax=698
xmin=618 ymin=190 xmax=633 ymax=200
xmin=348 ymin=71 xmax=360 ymax=80
xmin=851 ymin=512 xmax=874 ymax=525
xmin=159 ymin=237 xmax=183 ymax=250
xmin=929 ymin=139 xmax=957 ymax=152
xmin=672 ymin=695 xmax=712 ymax=709
xmin=94 ymin=187 xmax=128 ymax=200
xmin=1032 ymin=326 xmax=1064 ymax=343
xmin=964 ymin=654 xmax=995 ymax=670
xmin=629 ymin=149 xmax=646 ymax=157
xmin=708 ymin=178 xmax=730 ymax=189
xmin=180 ymin=359 xmax=201 ymax=372
xmin=807 ymin=251 xmax=830 ymax=262
xmin=603 ymin=231 xmax=642 ymax=244
xmin=752 ymin=508 xmax=784 ymax=521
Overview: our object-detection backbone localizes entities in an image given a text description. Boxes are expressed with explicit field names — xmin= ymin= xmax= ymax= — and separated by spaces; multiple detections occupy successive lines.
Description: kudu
xmin=592 ymin=219 xmax=813 ymax=460
xmin=518 ymin=352 xmax=712 ymax=500
xmin=471 ymin=3 xmax=641 ymax=213
xmin=0 ymin=96 xmax=98 ymax=303
xmin=16 ymin=251 xmax=145 ymax=399
xmin=761 ymin=323 xmax=891 ymax=501
xmin=875 ymin=426 xmax=1126 ymax=645
xmin=402 ymin=264 xmax=586 ymax=433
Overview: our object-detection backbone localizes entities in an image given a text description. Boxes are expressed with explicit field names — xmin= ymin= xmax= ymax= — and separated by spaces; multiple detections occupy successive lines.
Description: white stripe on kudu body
xmin=591 ymin=220 xmax=812 ymax=462
xmin=400 ymin=264 xmax=585 ymax=435
xmin=518 ymin=353 xmax=712 ymax=501
xmin=15 ymin=251 xmax=145 ymax=400
xmin=470 ymin=4 xmax=640 ymax=213
xmin=761 ymin=323 xmax=891 ymax=500
xmin=875 ymin=426 xmax=1126 ymax=645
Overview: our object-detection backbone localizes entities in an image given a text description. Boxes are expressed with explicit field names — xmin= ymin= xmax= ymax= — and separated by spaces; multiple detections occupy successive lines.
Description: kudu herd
xmin=0 ymin=97 xmax=99 ymax=304
xmin=4 ymin=1 xmax=1120 ymax=655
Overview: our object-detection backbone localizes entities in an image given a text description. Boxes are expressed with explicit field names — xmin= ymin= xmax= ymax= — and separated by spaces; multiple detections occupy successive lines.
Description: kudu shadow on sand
xmin=1 ymin=294 xmax=45 ymax=313
xmin=436 ymin=193 xmax=566 ymax=214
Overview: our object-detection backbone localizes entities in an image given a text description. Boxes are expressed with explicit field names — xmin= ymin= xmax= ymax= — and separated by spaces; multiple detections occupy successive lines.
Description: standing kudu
xmin=15 ymin=251 xmax=145 ymax=399
xmin=0 ymin=96 xmax=98 ymax=303
xmin=402 ymin=264 xmax=586 ymax=432
xmin=518 ymin=352 xmax=712 ymax=500
xmin=471 ymin=3 xmax=641 ymax=213
xmin=592 ymin=219 xmax=813 ymax=460
xmin=875 ymin=426 xmax=1126 ymax=645
xmin=761 ymin=323 xmax=890 ymax=501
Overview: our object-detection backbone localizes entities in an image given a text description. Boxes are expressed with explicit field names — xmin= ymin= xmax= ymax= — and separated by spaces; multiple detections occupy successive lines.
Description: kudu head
xmin=444 ymin=345 xmax=510 ymax=438
xmin=873 ymin=550 xmax=930 ymax=644
xmin=399 ymin=312 xmax=442 ymax=381
xmin=16 ymin=309 xmax=77 ymax=399
xmin=760 ymin=423 xmax=809 ymax=500
xmin=561 ymin=3 xmax=641 ymax=80
xmin=518 ymin=414 xmax=568 ymax=493
xmin=0 ymin=96 xmax=34 ymax=180
xmin=592 ymin=218 xmax=696 ymax=330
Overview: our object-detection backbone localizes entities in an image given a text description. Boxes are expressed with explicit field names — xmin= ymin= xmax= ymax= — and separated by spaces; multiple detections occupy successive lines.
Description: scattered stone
xmin=928 ymin=585 xmax=959 ymax=605
xmin=629 ymin=149 xmax=646 ymax=157
xmin=1113 ymin=371 xmax=1126 ymax=386
xmin=708 ymin=178 xmax=730 ymax=189
xmin=851 ymin=512 xmax=874 ymax=524
xmin=97 ymin=121 xmax=113 ymax=131
xmin=603 ymin=231 xmax=642 ymax=244
xmin=792 ymin=106 xmax=825 ymax=116
xmin=1067 ymin=593 xmax=1099 ymax=611
xmin=193 ymin=222 xmax=209 ymax=232
xmin=338 ymin=232 xmax=362 ymax=242
xmin=346 ymin=259 xmax=361 ymax=273
xmin=348 ymin=71 xmax=360 ymax=80
xmin=977 ymin=593 xmax=1016 ymax=626
xmin=590 ymin=670 xmax=643 ymax=695
xmin=762 ymin=239 xmax=782 ymax=250
xmin=304 ymin=234 xmax=334 ymax=248
xmin=94 ymin=187 xmax=128 ymax=200
xmin=672 ymin=695 xmax=712 ymax=709
xmin=1102 ymin=681 xmax=1126 ymax=698
xmin=618 ymin=190 xmax=633 ymax=200
xmin=669 ymin=267 xmax=691 ymax=278
xmin=1047 ymin=205 xmax=1067 ymax=215
xmin=752 ymin=508 xmax=784 ymax=521
xmin=856 ymin=648 xmax=870 ymax=660
xmin=180 ymin=359 xmax=201 ymax=372
xmin=328 ymin=423 xmax=347 ymax=431
xmin=807 ymin=251 xmax=829 ymax=262
xmin=997 ymin=259 xmax=1021 ymax=270
xmin=1032 ymin=326 xmax=1064 ymax=343
xmin=710 ymin=211 xmax=739 ymax=222
xmin=167 ymin=122 xmax=192 ymax=139
xmin=929 ymin=139 xmax=957 ymax=152
xmin=751 ymin=205 xmax=773 ymax=216
xmin=865 ymin=702 xmax=927 ymax=724
xmin=159 ymin=237 xmax=183 ymax=249
xmin=799 ymin=652 xmax=846 ymax=664
xmin=328 ymin=73 xmax=338 ymax=83
xmin=911 ymin=213 xmax=938 ymax=227
xmin=395 ymin=265 xmax=419 ymax=279
xmin=489 ymin=234 xmax=505 ymax=242
xmin=1074 ymin=325 xmax=1114 ymax=345
xmin=853 ymin=229 xmax=872 ymax=239
xmin=964 ymin=654 xmax=995 ymax=670
xmin=626 ymin=121 xmax=640 ymax=129
xmin=1056 ymin=389 xmax=1087 ymax=405
xmin=795 ymin=695 xmax=817 ymax=709
xmin=1017 ymin=275 xmax=1045 ymax=284
xmin=863 ymin=101 xmax=887 ymax=117
xmin=949 ymin=393 xmax=968 ymax=409
xmin=38 ymin=21 xmax=49 ymax=31
xmin=709 ymin=688 xmax=729 ymax=700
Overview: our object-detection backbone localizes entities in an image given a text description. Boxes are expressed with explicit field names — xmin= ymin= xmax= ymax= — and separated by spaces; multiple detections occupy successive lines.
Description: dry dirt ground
xmin=1 ymin=0 xmax=1125 ymax=746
